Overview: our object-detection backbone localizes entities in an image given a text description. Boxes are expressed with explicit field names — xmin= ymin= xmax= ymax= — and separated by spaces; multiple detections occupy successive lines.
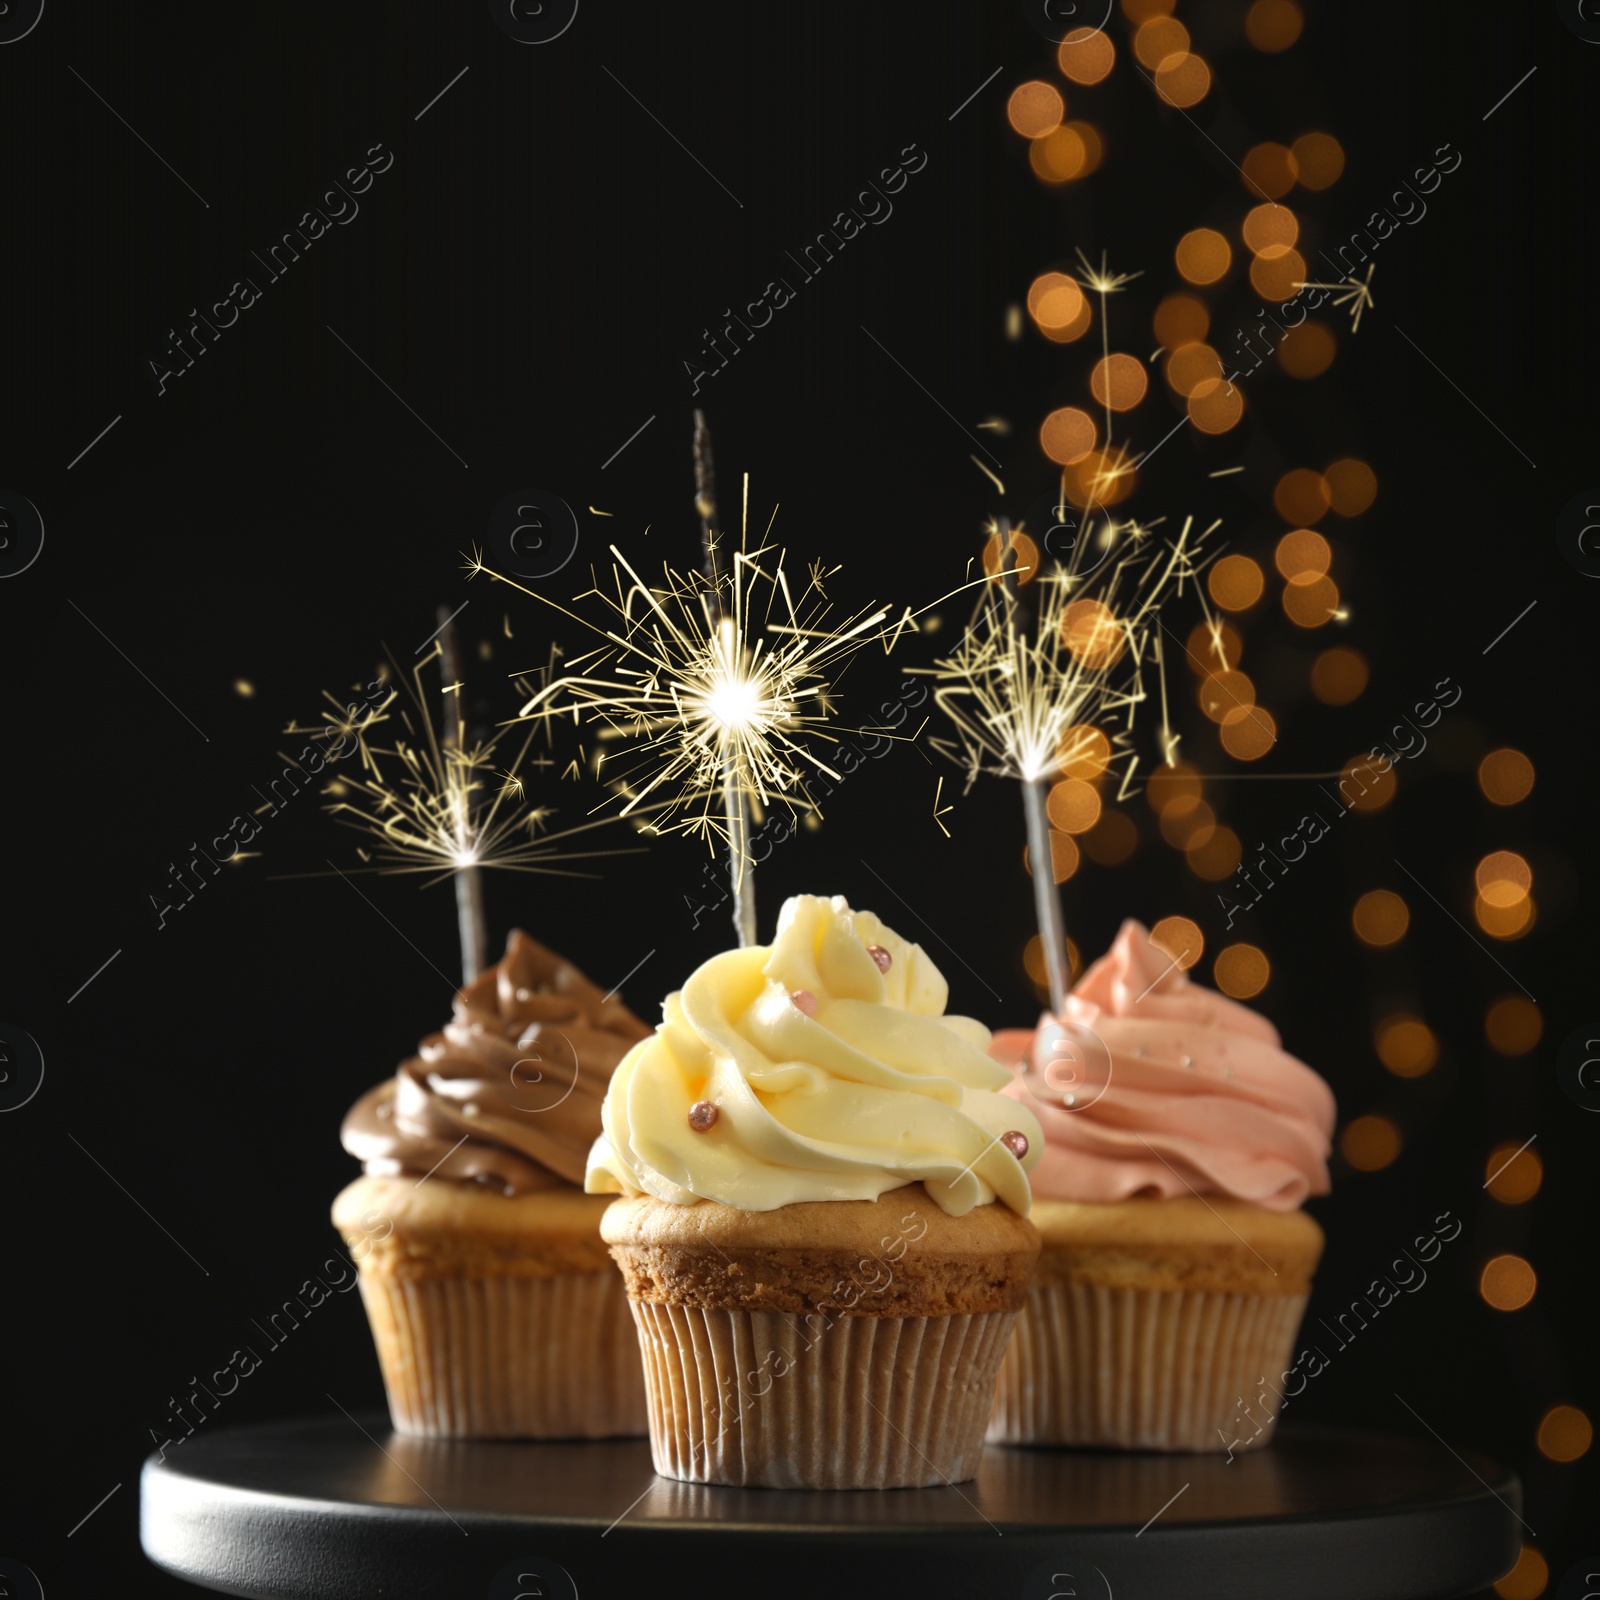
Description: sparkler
xmin=287 ymin=630 xmax=637 ymax=983
xmin=919 ymin=512 xmax=1212 ymax=1012
xmin=1293 ymin=263 xmax=1376 ymax=333
xmin=470 ymin=419 xmax=921 ymax=945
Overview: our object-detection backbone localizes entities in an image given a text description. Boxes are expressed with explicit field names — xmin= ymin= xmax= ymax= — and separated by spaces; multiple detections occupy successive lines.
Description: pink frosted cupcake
xmin=986 ymin=919 xmax=1335 ymax=1452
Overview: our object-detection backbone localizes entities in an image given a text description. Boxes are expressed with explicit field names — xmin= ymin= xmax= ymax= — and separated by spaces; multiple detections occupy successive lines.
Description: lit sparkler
xmin=467 ymin=426 xmax=923 ymax=945
xmin=1293 ymin=262 xmax=1376 ymax=333
xmin=286 ymin=625 xmax=637 ymax=981
xmin=918 ymin=512 xmax=1213 ymax=1010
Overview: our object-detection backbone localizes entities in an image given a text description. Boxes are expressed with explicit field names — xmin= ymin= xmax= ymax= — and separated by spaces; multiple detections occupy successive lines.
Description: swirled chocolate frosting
xmin=342 ymin=931 xmax=652 ymax=1195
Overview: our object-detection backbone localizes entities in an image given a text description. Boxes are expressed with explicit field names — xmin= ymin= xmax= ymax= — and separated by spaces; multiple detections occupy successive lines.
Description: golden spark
xmin=470 ymin=502 xmax=925 ymax=851
xmin=1294 ymin=262 xmax=1376 ymax=333
xmin=284 ymin=645 xmax=633 ymax=885
xmin=917 ymin=514 xmax=1215 ymax=800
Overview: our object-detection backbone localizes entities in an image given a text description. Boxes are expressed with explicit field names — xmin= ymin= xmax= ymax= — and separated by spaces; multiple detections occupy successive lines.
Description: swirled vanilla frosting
xmin=342 ymin=931 xmax=652 ymax=1195
xmin=584 ymin=895 xmax=1041 ymax=1216
xmin=992 ymin=920 xmax=1335 ymax=1211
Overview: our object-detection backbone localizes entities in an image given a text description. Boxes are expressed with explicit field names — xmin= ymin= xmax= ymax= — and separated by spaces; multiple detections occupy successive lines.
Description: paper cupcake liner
xmin=987 ymin=1283 xmax=1309 ymax=1452
xmin=357 ymin=1268 xmax=647 ymax=1438
xmin=629 ymin=1302 xmax=1018 ymax=1488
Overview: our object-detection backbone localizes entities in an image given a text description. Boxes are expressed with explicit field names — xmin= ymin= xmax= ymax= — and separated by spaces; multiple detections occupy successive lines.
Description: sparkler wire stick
xmin=693 ymin=409 xmax=758 ymax=947
xmin=997 ymin=521 xmax=1072 ymax=1016
xmin=437 ymin=604 xmax=489 ymax=982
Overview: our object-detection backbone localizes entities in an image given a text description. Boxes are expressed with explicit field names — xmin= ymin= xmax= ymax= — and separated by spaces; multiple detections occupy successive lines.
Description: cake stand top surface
xmin=141 ymin=1416 xmax=1520 ymax=1600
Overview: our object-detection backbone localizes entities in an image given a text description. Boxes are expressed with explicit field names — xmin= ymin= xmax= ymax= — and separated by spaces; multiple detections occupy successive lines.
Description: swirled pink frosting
xmin=992 ymin=920 xmax=1334 ymax=1210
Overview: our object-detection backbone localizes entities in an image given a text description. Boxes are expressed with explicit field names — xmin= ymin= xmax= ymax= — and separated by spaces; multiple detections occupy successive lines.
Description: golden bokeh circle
xmin=1209 ymin=553 xmax=1265 ymax=611
xmin=1536 ymin=1405 xmax=1593 ymax=1463
xmin=1176 ymin=229 xmax=1232 ymax=285
xmin=1341 ymin=1115 xmax=1401 ymax=1172
xmin=1057 ymin=724 xmax=1112 ymax=780
xmin=1188 ymin=376 xmax=1245 ymax=433
xmin=1199 ymin=668 xmax=1256 ymax=723
xmin=1323 ymin=457 xmax=1378 ymax=516
xmin=1153 ymin=293 xmax=1209 ymax=350
xmin=1353 ymin=889 xmax=1409 ymax=946
xmin=1485 ymin=997 xmax=1543 ymax=1055
xmin=1478 ymin=748 xmax=1535 ymax=806
xmin=1279 ymin=320 xmax=1337 ymax=378
xmin=1220 ymin=704 xmax=1276 ymax=761
xmin=1149 ymin=915 xmax=1204 ymax=970
xmin=1058 ymin=27 xmax=1116 ymax=85
xmin=1282 ymin=573 xmax=1340 ymax=628
xmin=1311 ymin=645 xmax=1368 ymax=705
xmin=1214 ymin=942 xmax=1270 ymax=998
xmin=1291 ymin=131 xmax=1345 ymax=190
xmin=1484 ymin=1142 xmax=1542 ymax=1205
xmin=1243 ymin=203 xmax=1299 ymax=255
xmin=1040 ymin=406 xmax=1099 ymax=466
xmin=1276 ymin=528 xmax=1332 ymax=580
xmin=1245 ymin=0 xmax=1304 ymax=52
xmin=1186 ymin=824 xmax=1242 ymax=880
xmin=1146 ymin=761 xmax=1201 ymax=814
xmin=1155 ymin=52 xmax=1211 ymax=107
xmin=1133 ymin=15 xmax=1189 ymax=68
xmin=1007 ymin=80 xmax=1065 ymax=139
xmin=1375 ymin=1015 xmax=1437 ymax=1077
xmin=1479 ymin=1254 xmax=1536 ymax=1312
xmin=1242 ymin=142 xmax=1298 ymax=200
xmin=1274 ymin=467 xmax=1331 ymax=525
xmin=1166 ymin=341 xmax=1225 ymax=397
xmin=1082 ymin=808 xmax=1138 ymax=865
xmin=1047 ymin=777 xmax=1103 ymax=834
xmin=1091 ymin=352 xmax=1150 ymax=411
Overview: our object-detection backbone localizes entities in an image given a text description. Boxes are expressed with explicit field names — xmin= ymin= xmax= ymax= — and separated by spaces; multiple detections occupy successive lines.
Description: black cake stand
xmin=140 ymin=1417 xmax=1519 ymax=1600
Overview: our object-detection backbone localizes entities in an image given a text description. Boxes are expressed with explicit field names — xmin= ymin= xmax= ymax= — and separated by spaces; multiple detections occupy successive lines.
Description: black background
xmin=2 ymin=2 xmax=1591 ymax=1595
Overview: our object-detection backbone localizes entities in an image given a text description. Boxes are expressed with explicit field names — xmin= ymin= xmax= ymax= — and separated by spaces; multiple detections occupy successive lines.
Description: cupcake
xmin=331 ymin=930 xmax=652 ymax=1438
xmin=987 ymin=919 xmax=1335 ymax=1453
xmin=587 ymin=893 xmax=1043 ymax=1489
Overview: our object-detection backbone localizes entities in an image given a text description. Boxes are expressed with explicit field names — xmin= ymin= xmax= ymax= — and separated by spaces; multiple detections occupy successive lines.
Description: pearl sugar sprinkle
xmin=866 ymin=943 xmax=892 ymax=973
xmin=687 ymin=1100 xmax=720 ymax=1132
xmin=1000 ymin=1129 xmax=1029 ymax=1160
xmin=790 ymin=988 xmax=818 ymax=1016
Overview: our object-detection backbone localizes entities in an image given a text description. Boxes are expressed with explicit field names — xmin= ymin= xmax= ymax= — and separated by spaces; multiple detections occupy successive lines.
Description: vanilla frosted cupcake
xmin=588 ymin=894 xmax=1042 ymax=1489
xmin=987 ymin=919 xmax=1334 ymax=1453
xmin=332 ymin=930 xmax=651 ymax=1438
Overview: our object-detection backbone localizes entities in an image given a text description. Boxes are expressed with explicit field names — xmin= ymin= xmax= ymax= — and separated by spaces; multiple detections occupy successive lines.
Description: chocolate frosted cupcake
xmin=987 ymin=920 xmax=1334 ymax=1453
xmin=588 ymin=894 xmax=1043 ymax=1489
xmin=332 ymin=930 xmax=651 ymax=1438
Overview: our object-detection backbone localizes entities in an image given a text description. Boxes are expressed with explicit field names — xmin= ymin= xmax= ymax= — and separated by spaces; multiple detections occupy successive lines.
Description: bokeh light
xmin=1091 ymin=353 xmax=1149 ymax=411
xmin=1274 ymin=468 xmax=1330 ymax=524
xmin=1479 ymin=1254 xmax=1536 ymax=1311
xmin=1275 ymin=528 xmax=1331 ymax=580
xmin=1025 ymin=932 xmax=1082 ymax=988
xmin=1245 ymin=0 xmax=1303 ymax=52
xmin=1249 ymin=246 xmax=1307 ymax=302
xmin=1061 ymin=447 xmax=1136 ymax=508
xmin=1026 ymin=830 xmax=1081 ymax=884
xmin=1278 ymin=321 xmax=1337 ymax=378
xmin=1485 ymin=997 xmax=1543 ymax=1055
xmin=1133 ymin=15 xmax=1188 ymax=68
xmin=1341 ymin=1115 xmax=1401 ymax=1171
xmin=1154 ymin=52 xmax=1211 ymax=107
xmin=1082 ymin=808 xmax=1138 ymax=865
xmin=1186 ymin=824 xmax=1242 ymax=880
xmin=1008 ymin=81 xmax=1065 ymax=139
xmin=1176 ymin=229 xmax=1232 ymax=285
xmin=1058 ymin=26 xmax=1116 ymax=85
xmin=1188 ymin=377 xmax=1245 ymax=433
xmin=1208 ymin=554 xmax=1265 ymax=611
xmin=1146 ymin=761 xmax=1201 ymax=813
xmin=982 ymin=526 xmax=1041 ymax=586
xmin=1376 ymin=1015 xmax=1437 ymax=1077
xmin=1340 ymin=754 xmax=1396 ymax=812
xmin=1028 ymin=272 xmax=1087 ymax=333
xmin=1282 ymin=573 xmax=1340 ymax=628
xmin=1149 ymin=915 xmax=1203 ymax=970
xmin=1311 ymin=645 xmax=1368 ymax=704
xmin=1322 ymin=457 xmax=1377 ymax=516
xmin=1030 ymin=124 xmax=1089 ymax=184
xmin=1153 ymin=293 xmax=1209 ymax=349
xmin=1484 ymin=1141 xmax=1542 ymax=1205
xmin=1199 ymin=668 xmax=1256 ymax=723
xmin=1062 ymin=598 xmax=1126 ymax=667
xmin=1166 ymin=341 xmax=1225 ymax=397
xmin=1476 ymin=850 xmax=1532 ymax=905
xmin=1069 ymin=121 xmax=1105 ymax=176
xmin=1242 ymin=142 xmax=1298 ymax=200
xmin=1040 ymin=406 xmax=1099 ymax=465
xmin=1243 ymin=203 xmax=1299 ymax=255
xmin=1475 ymin=893 xmax=1536 ymax=939
xmin=1057 ymin=724 xmax=1112 ymax=781
xmin=1214 ymin=943 xmax=1270 ymax=998
xmin=1187 ymin=619 xmax=1242 ymax=673
xmin=1121 ymin=0 xmax=1175 ymax=18
xmin=1478 ymin=748 xmax=1535 ymax=806
xmin=1494 ymin=1547 xmax=1548 ymax=1600
xmin=1047 ymin=777 xmax=1102 ymax=834
xmin=1537 ymin=1406 xmax=1593 ymax=1463
xmin=1220 ymin=704 xmax=1276 ymax=760
xmin=1291 ymin=131 xmax=1345 ymax=190
xmin=1353 ymin=889 xmax=1409 ymax=946
xmin=1160 ymin=795 xmax=1215 ymax=849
